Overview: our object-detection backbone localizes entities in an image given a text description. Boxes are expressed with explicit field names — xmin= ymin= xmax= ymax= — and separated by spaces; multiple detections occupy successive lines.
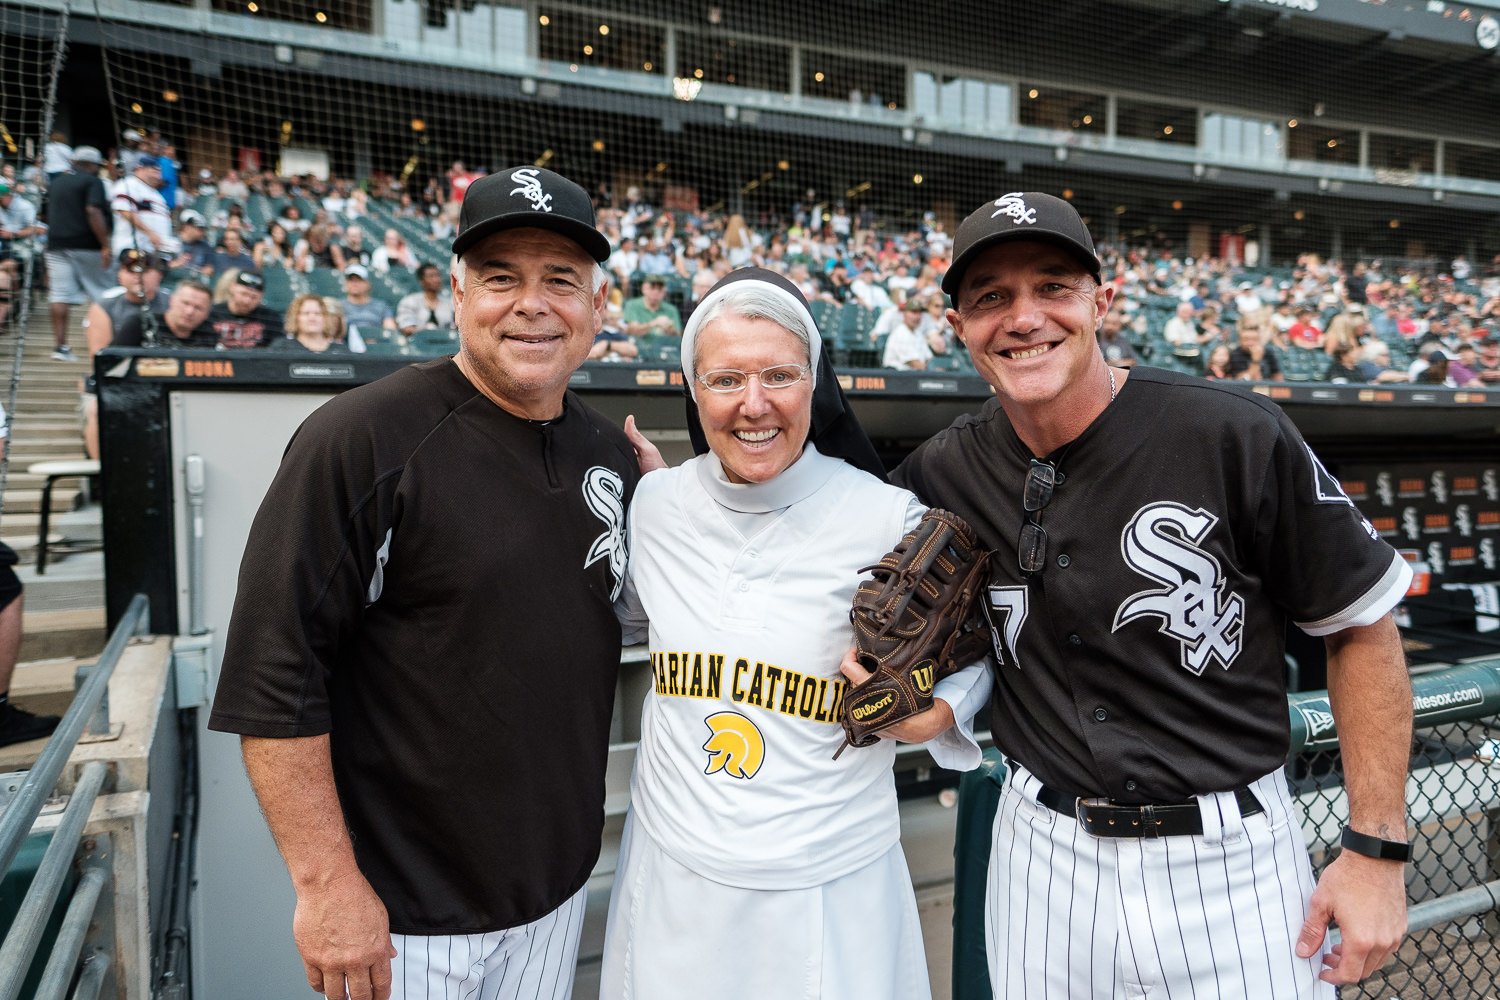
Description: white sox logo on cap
xmin=510 ymin=168 xmax=553 ymax=212
xmin=991 ymin=193 xmax=1038 ymax=226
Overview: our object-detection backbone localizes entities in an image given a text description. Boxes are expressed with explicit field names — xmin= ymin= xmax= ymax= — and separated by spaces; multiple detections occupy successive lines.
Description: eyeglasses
xmin=696 ymin=364 xmax=809 ymax=394
xmin=1018 ymin=459 xmax=1060 ymax=577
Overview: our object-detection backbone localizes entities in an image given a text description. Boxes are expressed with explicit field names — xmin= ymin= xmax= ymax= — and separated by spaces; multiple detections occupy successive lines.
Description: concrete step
xmin=9 ymin=421 xmax=80 ymax=435
xmin=19 ymin=606 xmax=106 ymax=662
xmin=6 ymin=442 xmax=88 ymax=460
xmin=0 ymin=472 xmax=96 ymax=491
xmin=0 ymin=487 xmax=83 ymax=514
xmin=0 ymin=511 xmax=100 ymax=535
xmin=8 ymin=655 xmax=88 ymax=720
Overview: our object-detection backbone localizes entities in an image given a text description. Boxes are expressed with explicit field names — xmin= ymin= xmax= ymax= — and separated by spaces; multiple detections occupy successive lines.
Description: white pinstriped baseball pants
xmin=387 ymin=885 xmax=587 ymax=1000
xmin=986 ymin=762 xmax=1333 ymax=1000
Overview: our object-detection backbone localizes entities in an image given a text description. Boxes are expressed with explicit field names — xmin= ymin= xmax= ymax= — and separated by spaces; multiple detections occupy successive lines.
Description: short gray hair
xmin=686 ymin=283 xmax=814 ymax=384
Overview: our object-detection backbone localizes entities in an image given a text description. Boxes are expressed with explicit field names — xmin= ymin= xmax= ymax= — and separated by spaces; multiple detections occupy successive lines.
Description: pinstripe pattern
xmin=387 ymin=886 xmax=587 ymax=1000
xmin=987 ymin=762 xmax=1333 ymax=999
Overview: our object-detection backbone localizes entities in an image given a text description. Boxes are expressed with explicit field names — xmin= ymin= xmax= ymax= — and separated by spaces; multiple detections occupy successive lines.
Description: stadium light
xmin=673 ymin=77 xmax=703 ymax=101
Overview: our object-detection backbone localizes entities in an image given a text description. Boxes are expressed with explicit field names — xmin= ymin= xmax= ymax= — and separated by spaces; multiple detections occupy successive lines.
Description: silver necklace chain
xmin=1108 ymin=366 xmax=1117 ymax=401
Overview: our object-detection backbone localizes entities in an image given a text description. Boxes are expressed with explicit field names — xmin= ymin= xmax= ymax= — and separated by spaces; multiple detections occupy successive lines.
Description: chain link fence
xmin=1294 ymin=711 xmax=1500 ymax=1000
xmin=954 ymin=661 xmax=1500 ymax=1000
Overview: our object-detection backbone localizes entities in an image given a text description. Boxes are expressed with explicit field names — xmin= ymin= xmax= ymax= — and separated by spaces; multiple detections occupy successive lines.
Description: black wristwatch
xmin=1340 ymin=827 xmax=1413 ymax=863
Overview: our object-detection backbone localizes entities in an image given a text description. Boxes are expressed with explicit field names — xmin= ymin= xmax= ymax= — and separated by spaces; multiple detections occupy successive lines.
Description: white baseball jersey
xmin=618 ymin=446 xmax=990 ymax=890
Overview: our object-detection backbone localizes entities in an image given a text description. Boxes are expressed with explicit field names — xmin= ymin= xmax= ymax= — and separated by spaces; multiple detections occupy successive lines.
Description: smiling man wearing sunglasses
xmin=892 ymin=192 xmax=1415 ymax=999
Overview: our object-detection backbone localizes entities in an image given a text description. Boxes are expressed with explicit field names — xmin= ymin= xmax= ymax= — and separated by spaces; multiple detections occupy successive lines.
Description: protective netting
xmin=12 ymin=0 xmax=1496 ymax=382
xmin=0 ymin=0 xmax=67 ymax=512
xmin=1296 ymin=715 xmax=1500 ymax=1000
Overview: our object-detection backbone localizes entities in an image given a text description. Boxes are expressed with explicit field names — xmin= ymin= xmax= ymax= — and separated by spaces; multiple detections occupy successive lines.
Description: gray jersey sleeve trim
xmin=1295 ymin=550 xmax=1413 ymax=637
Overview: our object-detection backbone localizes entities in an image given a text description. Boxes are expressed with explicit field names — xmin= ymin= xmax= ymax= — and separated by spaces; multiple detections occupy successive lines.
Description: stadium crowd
xmin=4 ymin=130 xmax=1498 ymax=390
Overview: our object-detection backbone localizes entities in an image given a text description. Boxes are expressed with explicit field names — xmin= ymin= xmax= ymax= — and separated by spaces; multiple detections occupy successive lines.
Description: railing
xmin=953 ymin=659 xmax=1500 ymax=1000
xmin=0 ymin=594 xmax=149 ymax=1000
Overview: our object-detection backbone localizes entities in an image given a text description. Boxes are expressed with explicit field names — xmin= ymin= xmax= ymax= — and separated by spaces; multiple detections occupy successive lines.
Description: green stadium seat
xmin=408 ymin=329 xmax=460 ymax=355
xmin=361 ymin=339 xmax=411 ymax=357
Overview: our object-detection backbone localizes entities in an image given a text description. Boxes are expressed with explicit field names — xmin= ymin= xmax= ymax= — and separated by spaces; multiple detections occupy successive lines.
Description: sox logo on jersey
xmin=1113 ymin=503 xmax=1244 ymax=675
xmin=582 ymin=466 xmax=627 ymax=600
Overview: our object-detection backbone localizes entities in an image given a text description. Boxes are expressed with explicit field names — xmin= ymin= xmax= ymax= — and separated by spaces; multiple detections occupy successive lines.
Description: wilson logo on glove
xmin=835 ymin=509 xmax=992 ymax=759
xmin=850 ymin=692 xmax=896 ymax=721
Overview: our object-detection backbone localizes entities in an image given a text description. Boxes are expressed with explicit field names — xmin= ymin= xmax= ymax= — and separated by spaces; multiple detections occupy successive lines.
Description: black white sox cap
xmin=452 ymin=166 xmax=611 ymax=263
xmin=942 ymin=191 xmax=1102 ymax=297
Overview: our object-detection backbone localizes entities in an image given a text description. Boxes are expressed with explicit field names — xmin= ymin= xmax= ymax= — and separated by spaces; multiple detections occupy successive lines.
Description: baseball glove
xmin=834 ymin=508 xmax=992 ymax=759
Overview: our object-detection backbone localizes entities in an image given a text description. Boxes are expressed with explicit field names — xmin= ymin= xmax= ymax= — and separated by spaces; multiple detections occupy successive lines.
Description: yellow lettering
xmin=748 ymin=663 xmax=765 ymax=707
xmin=732 ymin=658 xmax=748 ymax=702
xmin=708 ymin=654 xmax=724 ymax=699
xmin=813 ymin=677 xmax=831 ymax=722
xmin=852 ymin=693 xmax=894 ymax=720
xmin=798 ymin=677 xmax=819 ymax=718
xmin=688 ymin=653 xmax=705 ymax=698
xmin=667 ymin=652 xmax=681 ymax=695
xmin=829 ymin=680 xmax=845 ymax=720
xmin=768 ymin=666 xmax=790 ymax=712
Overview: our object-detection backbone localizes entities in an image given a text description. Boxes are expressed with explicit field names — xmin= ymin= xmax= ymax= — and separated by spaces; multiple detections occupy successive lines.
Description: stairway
xmin=0 ymin=302 xmax=106 ymax=752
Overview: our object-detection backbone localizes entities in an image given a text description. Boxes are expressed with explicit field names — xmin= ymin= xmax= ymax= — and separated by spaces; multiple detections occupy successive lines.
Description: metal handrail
xmin=0 ymin=761 xmax=108 ymax=1000
xmin=34 ymin=869 xmax=109 ymax=1000
xmin=0 ymin=593 xmax=148 ymax=879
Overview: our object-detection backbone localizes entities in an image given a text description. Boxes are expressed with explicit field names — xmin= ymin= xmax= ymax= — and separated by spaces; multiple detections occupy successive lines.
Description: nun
xmin=602 ymin=268 xmax=992 ymax=999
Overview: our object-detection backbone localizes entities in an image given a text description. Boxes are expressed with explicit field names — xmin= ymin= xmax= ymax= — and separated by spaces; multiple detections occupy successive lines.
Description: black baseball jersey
xmin=893 ymin=366 xmax=1409 ymax=803
xmin=208 ymin=303 xmax=283 ymax=348
xmin=209 ymin=359 xmax=639 ymax=934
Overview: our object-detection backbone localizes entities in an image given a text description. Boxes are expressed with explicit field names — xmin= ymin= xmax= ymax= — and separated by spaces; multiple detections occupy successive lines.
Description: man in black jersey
xmin=893 ymin=192 xmax=1414 ymax=997
xmin=210 ymin=167 xmax=637 ymax=1000
xmin=208 ymin=269 xmax=283 ymax=348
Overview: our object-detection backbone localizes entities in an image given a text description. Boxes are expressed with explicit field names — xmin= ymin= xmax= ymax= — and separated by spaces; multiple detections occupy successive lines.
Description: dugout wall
xmin=95 ymin=350 xmax=1500 ymax=998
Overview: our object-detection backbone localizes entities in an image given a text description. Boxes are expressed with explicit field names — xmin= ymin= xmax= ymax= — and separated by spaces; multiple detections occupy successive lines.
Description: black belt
xmin=1018 ymin=768 xmax=1263 ymax=839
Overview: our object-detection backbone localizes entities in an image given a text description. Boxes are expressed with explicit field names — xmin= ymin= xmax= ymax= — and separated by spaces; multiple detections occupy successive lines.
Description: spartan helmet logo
xmin=991 ymin=192 xmax=1038 ymax=226
xmin=1376 ymin=472 xmax=1395 ymax=507
xmin=509 ymin=167 xmax=554 ymax=212
xmin=1401 ymin=506 xmax=1421 ymax=542
xmin=1431 ymin=471 xmax=1449 ymax=504
xmin=702 ymin=712 xmax=766 ymax=780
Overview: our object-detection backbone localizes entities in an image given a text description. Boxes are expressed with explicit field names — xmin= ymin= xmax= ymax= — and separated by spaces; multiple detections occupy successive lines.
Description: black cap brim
xmin=942 ymin=230 xmax=1101 ymax=297
xmin=451 ymin=212 xmax=611 ymax=263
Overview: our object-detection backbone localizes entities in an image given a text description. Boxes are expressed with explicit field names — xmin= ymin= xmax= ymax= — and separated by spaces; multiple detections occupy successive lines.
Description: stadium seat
xmin=408 ymin=329 xmax=459 ymax=355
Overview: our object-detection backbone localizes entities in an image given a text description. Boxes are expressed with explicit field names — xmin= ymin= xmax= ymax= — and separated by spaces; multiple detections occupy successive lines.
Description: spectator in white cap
xmin=340 ymin=263 xmax=396 ymax=345
xmin=43 ymin=145 xmax=113 ymax=359
xmin=171 ymin=210 xmax=214 ymax=275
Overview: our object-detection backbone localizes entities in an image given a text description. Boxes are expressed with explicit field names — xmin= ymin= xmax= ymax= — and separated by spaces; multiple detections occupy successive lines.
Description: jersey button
xmin=737 ymin=581 xmax=750 ymax=592
xmin=1093 ymin=707 xmax=1108 ymax=722
xmin=1124 ymin=779 xmax=1138 ymax=792
xmin=1067 ymin=633 xmax=1082 ymax=646
xmin=1056 ymin=553 xmax=1071 ymax=568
